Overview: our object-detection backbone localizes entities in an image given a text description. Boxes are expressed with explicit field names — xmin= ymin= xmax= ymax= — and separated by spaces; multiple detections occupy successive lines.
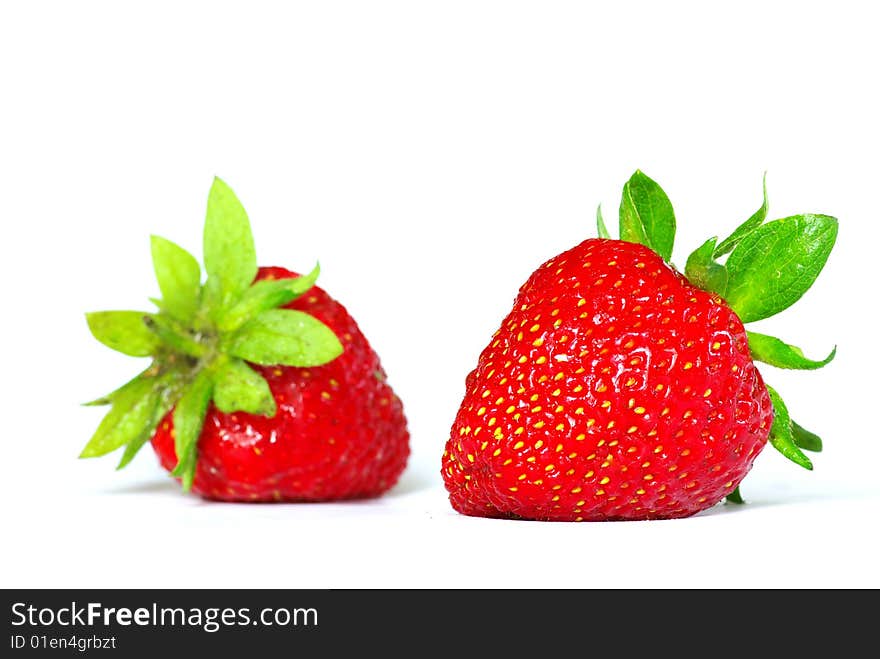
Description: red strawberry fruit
xmin=82 ymin=178 xmax=408 ymax=500
xmin=442 ymin=172 xmax=837 ymax=521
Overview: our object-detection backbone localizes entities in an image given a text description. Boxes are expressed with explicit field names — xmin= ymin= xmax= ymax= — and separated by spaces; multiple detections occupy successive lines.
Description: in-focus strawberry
xmin=82 ymin=178 xmax=409 ymax=500
xmin=442 ymin=171 xmax=837 ymax=521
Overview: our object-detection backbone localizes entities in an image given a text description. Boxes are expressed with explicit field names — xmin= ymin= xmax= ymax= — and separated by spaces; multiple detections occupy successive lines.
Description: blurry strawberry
xmin=82 ymin=178 xmax=408 ymax=500
xmin=443 ymin=171 xmax=836 ymax=520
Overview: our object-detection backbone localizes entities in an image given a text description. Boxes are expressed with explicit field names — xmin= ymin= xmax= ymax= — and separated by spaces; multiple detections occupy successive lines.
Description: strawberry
xmin=81 ymin=178 xmax=408 ymax=500
xmin=442 ymin=171 xmax=837 ymax=521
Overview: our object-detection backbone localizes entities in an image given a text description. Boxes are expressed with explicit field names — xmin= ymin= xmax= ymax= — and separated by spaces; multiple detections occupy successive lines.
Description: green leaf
xmin=170 ymin=369 xmax=214 ymax=491
xmin=86 ymin=311 xmax=159 ymax=357
xmin=726 ymin=486 xmax=744 ymax=504
xmin=218 ymin=264 xmax=321 ymax=333
xmin=714 ymin=172 xmax=769 ymax=258
xmin=202 ymin=177 xmax=257 ymax=313
xmin=725 ymin=214 xmax=838 ymax=323
xmin=618 ymin=170 xmax=676 ymax=262
xmin=213 ymin=358 xmax=276 ymax=416
xmin=792 ymin=419 xmax=823 ymax=453
xmin=143 ymin=314 xmax=206 ymax=358
xmin=228 ymin=309 xmax=343 ymax=367
xmin=150 ymin=235 xmax=201 ymax=323
xmin=765 ymin=385 xmax=813 ymax=470
xmin=684 ymin=237 xmax=728 ymax=295
xmin=79 ymin=376 xmax=158 ymax=458
xmin=596 ymin=205 xmax=611 ymax=239
xmin=116 ymin=376 xmax=182 ymax=469
xmin=83 ymin=366 xmax=157 ymax=406
xmin=116 ymin=403 xmax=165 ymax=470
xmin=747 ymin=331 xmax=836 ymax=370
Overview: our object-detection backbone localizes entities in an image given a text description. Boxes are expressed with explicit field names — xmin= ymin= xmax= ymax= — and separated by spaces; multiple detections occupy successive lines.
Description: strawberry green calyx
xmin=81 ymin=178 xmax=343 ymax=490
xmin=684 ymin=237 xmax=728 ymax=295
xmin=602 ymin=170 xmax=838 ymax=500
xmin=596 ymin=204 xmax=611 ymax=239
xmin=619 ymin=170 xmax=676 ymax=262
xmin=746 ymin=332 xmax=836 ymax=371
xmin=764 ymin=385 xmax=813 ymax=471
xmin=714 ymin=172 xmax=769 ymax=258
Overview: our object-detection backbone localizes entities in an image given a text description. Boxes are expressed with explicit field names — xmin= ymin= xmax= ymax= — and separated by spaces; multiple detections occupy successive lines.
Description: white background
xmin=2 ymin=1 xmax=878 ymax=588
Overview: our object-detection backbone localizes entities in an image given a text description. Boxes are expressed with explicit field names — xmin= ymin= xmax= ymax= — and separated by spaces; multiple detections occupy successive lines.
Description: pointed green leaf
xmin=115 ymin=372 xmax=185 ymax=469
xmin=747 ymin=331 xmax=836 ymax=370
xmin=218 ymin=264 xmax=321 ymax=333
xmin=596 ymin=205 xmax=611 ymax=239
xmin=150 ymin=235 xmax=201 ymax=323
xmin=725 ymin=214 xmax=838 ymax=323
xmin=202 ymin=177 xmax=257 ymax=313
xmin=79 ymin=377 xmax=158 ymax=458
xmin=619 ymin=191 xmax=649 ymax=246
xmin=791 ymin=419 xmax=823 ymax=453
xmin=170 ymin=369 xmax=213 ymax=491
xmin=213 ymin=358 xmax=276 ymax=416
xmin=143 ymin=314 xmax=206 ymax=358
xmin=714 ymin=172 xmax=769 ymax=257
xmin=618 ymin=170 xmax=676 ymax=262
xmin=685 ymin=237 xmax=728 ymax=295
xmin=86 ymin=311 xmax=159 ymax=357
xmin=765 ymin=385 xmax=812 ymax=470
xmin=228 ymin=309 xmax=343 ymax=367
xmin=116 ymin=402 xmax=167 ymax=470
xmin=726 ymin=486 xmax=744 ymax=504
xmin=83 ymin=367 xmax=157 ymax=406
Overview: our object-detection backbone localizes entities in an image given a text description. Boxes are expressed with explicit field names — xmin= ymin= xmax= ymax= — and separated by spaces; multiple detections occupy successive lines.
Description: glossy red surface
xmin=442 ymin=239 xmax=772 ymax=520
